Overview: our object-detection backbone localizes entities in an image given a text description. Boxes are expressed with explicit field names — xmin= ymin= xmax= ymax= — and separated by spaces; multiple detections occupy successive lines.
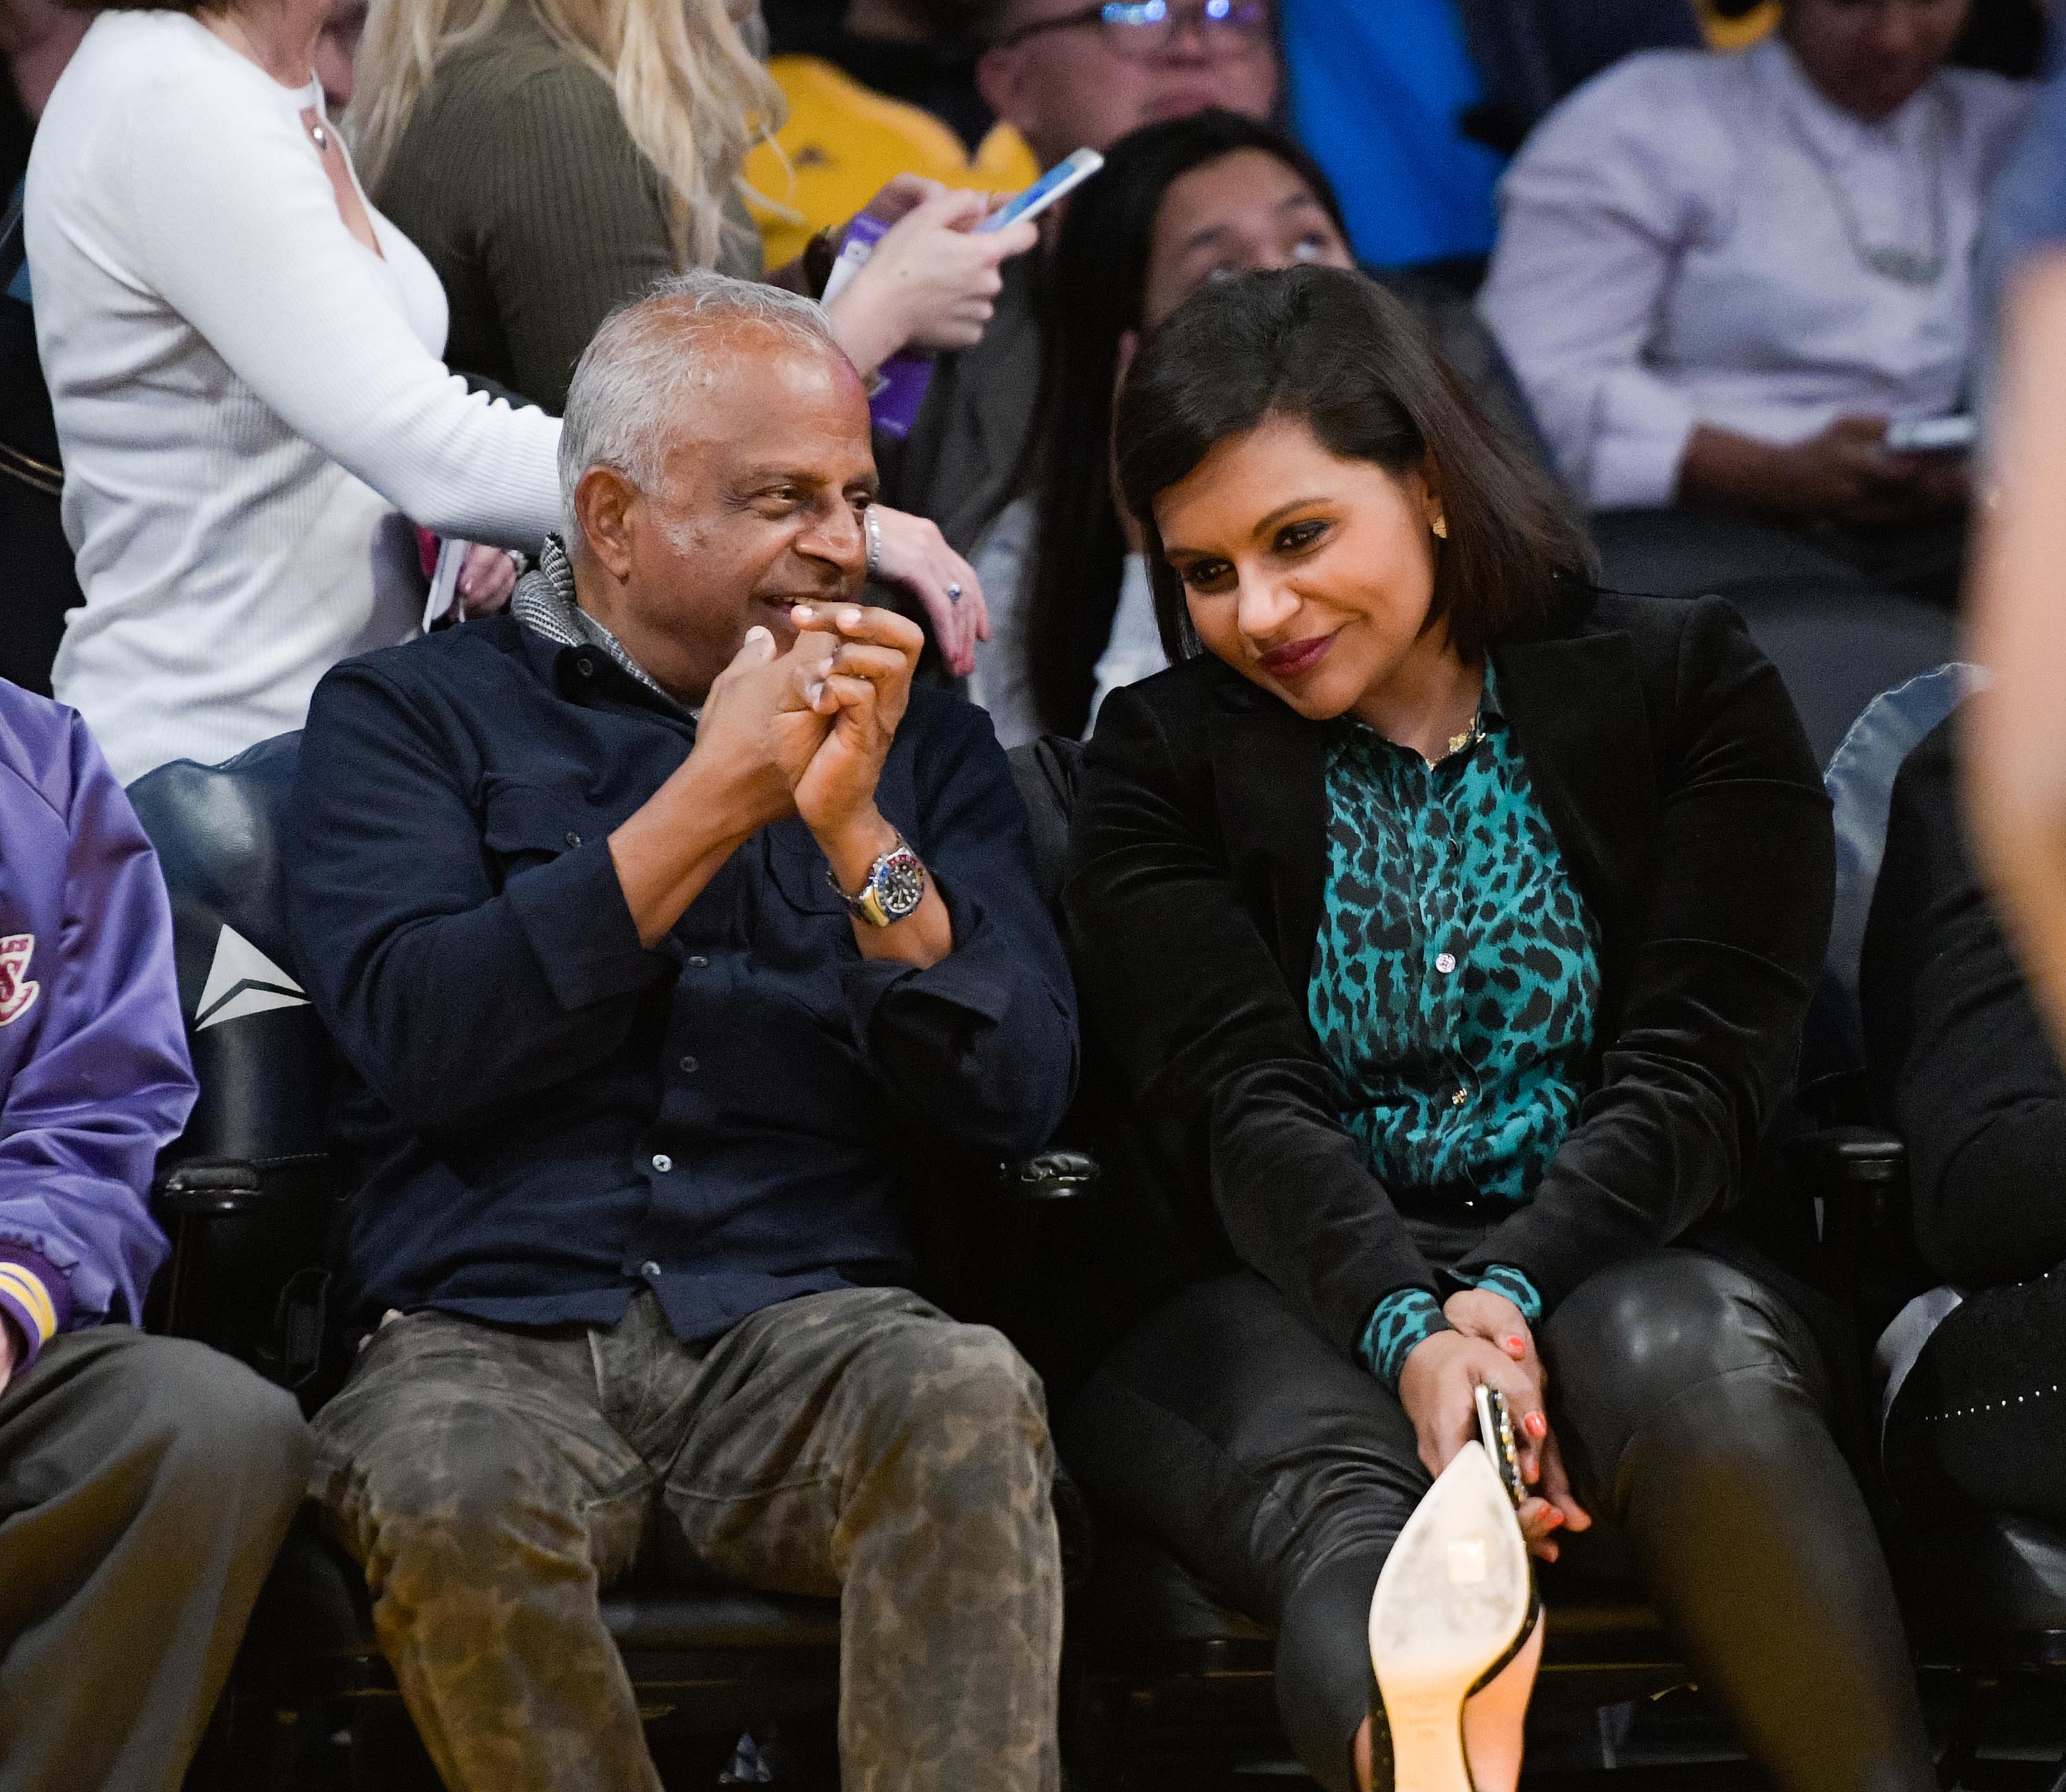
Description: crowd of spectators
xmin=6 ymin=1 xmax=2066 ymax=1790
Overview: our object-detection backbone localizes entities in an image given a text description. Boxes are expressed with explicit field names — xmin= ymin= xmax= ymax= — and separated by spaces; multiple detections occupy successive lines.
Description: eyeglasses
xmin=994 ymin=0 xmax=1273 ymax=59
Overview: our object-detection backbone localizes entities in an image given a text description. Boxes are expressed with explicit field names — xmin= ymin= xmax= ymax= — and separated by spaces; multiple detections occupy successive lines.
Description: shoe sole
xmin=1368 ymin=1443 xmax=1534 ymax=1792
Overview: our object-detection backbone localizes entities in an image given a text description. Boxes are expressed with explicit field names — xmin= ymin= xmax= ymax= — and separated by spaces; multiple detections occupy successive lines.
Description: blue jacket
xmin=0 ymin=680 xmax=196 ymax=1361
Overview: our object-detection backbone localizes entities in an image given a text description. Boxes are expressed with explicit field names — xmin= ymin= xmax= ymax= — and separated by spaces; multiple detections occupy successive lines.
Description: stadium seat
xmin=1724 ymin=579 xmax=1961 ymax=769
xmin=1588 ymin=517 xmax=1962 ymax=765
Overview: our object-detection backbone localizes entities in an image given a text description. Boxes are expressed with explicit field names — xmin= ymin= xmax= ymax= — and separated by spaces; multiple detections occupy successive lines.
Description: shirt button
xmin=1434 ymin=952 xmax=1457 ymax=975
xmin=639 ymin=1260 xmax=662 ymax=1278
xmin=650 ymin=1153 xmax=673 ymax=1173
xmin=565 ymin=831 xmax=583 ymax=848
xmin=576 ymin=657 xmax=595 ymax=677
xmin=678 ymin=1055 xmax=698 ymax=1074
xmin=687 ymin=955 xmax=709 ymax=969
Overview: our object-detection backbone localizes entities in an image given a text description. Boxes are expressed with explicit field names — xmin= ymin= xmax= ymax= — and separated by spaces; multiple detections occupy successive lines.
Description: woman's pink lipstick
xmin=1258 ymin=632 xmax=1336 ymax=680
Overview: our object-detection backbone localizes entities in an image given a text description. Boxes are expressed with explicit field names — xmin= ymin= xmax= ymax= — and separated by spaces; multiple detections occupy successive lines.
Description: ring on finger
xmin=946 ymin=583 xmax=963 ymax=605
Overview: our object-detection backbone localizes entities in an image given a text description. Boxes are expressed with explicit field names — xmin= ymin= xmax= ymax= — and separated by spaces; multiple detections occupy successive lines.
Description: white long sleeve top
xmin=1477 ymin=40 xmax=2026 ymax=513
xmin=24 ymin=11 xmax=565 ymax=780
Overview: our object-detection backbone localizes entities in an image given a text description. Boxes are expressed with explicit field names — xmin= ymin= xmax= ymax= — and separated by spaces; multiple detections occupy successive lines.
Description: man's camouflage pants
xmin=311 ymin=1286 xmax=1062 ymax=1792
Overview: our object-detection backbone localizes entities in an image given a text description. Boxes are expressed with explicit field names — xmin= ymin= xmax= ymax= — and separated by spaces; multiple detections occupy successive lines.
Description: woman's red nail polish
xmin=1505 ymin=1335 xmax=1526 ymax=1353
xmin=1524 ymin=1412 xmax=1547 ymax=1438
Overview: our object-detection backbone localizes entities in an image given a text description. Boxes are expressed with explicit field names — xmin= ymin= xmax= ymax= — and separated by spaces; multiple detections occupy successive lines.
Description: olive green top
xmin=371 ymin=2 xmax=764 ymax=414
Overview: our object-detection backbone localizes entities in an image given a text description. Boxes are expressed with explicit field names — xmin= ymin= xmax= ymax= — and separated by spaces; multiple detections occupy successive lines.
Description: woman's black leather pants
xmin=1061 ymin=1247 xmax=1936 ymax=1792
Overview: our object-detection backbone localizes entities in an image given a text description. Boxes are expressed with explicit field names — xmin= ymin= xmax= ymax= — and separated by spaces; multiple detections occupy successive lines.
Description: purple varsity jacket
xmin=0 ymin=680 xmax=196 ymax=1364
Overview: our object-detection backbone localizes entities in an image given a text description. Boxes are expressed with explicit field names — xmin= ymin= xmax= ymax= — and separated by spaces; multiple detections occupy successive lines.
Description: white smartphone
xmin=975 ymin=147 xmax=1106 ymax=234
xmin=1885 ymin=415 xmax=1976 ymax=454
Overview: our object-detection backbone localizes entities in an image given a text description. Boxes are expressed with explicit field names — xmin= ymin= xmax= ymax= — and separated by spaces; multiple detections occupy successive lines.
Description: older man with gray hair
xmin=284 ymin=270 xmax=1076 ymax=1792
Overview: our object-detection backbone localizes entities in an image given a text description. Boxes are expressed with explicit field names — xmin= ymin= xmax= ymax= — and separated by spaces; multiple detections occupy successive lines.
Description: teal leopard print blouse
xmin=1307 ymin=669 xmax=1602 ymax=1389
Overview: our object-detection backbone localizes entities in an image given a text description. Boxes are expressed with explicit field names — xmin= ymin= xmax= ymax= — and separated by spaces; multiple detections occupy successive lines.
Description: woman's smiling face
xmin=1154 ymin=415 xmax=1447 ymax=721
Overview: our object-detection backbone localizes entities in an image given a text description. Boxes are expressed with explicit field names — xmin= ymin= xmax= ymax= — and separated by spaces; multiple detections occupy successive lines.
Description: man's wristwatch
xmin=828 ymin=832 xmax=927 ymax=928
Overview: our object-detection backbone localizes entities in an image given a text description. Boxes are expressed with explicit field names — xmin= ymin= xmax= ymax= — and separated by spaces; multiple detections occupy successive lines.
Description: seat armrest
xmin=997 ymin=1149 xmax=1102 ymax=1204
xmin=1786 ymin=1125 xmax=1911 ymax=1313
xmin=1785 ymin=1125 xmax=1906 ymax=1200
xmin=153 ymin=1158 xmax=267 ymax=1220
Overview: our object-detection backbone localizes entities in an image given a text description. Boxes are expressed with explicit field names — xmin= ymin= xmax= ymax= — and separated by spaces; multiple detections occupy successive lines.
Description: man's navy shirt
xmin=286 ymin=612 xmax=1078 ymax=1340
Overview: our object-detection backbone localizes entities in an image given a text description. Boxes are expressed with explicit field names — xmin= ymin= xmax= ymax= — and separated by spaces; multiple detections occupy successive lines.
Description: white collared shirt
xmin=1477 ymin=39 xmax=2027 ymax=512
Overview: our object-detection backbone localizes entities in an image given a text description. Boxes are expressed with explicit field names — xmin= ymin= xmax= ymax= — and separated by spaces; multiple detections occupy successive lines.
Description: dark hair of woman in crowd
xmin=1019 ymin=111 xmax=1355 ymax=737
xmin=1115 ymin=262 xmax=1592 ymax=667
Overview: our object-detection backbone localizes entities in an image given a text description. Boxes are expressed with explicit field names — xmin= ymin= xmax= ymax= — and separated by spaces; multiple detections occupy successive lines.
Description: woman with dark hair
xmin=1061 ymin=265 xmax=1936 ymax=1792
xmin=968 ymin=110 xmax=1355 ymax=744
xmin=971 ymin=107 xmax=1547 ymax=747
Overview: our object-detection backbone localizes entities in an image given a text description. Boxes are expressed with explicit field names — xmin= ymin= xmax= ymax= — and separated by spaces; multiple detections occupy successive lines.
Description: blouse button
xmin=576 ymin=657 xmax=596 ymax=677
xmin=687 ymin=956 xmax=709 ymax=969
xmin=678 ymin=1056 xmax=699 ymax=1074
xmin=1434 ymin=952 xmax=1457 ymax=975
xmin=565 ymin=831 xmax=583 ymax=848
xmin=1451 ymin=1088 xmax=1469 ymax=1109
xmin=651 ymin=1153 xmax=673 ymax=1173
xmin=639 ymin=1259 xmax=662 ymax=1279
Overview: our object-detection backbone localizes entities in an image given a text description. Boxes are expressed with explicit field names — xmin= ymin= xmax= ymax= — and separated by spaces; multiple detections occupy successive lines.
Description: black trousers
xmin=1884 ymin=1262 xmax=2066 ymax=1527
xmin=1061 ymin=1247 xmax=1934 ymax=1792
xmin=0 ymin=1326 xmax=312 ymax=1791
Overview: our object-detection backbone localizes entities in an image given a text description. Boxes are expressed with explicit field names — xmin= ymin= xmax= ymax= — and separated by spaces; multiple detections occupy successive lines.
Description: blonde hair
xmin=348 ymin=0 xmax=784 ymax=270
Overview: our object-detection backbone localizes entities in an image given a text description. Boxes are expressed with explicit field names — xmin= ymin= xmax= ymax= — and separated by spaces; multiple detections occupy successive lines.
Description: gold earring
xmin=1432 ymin=515 xmax=1448 ymax=539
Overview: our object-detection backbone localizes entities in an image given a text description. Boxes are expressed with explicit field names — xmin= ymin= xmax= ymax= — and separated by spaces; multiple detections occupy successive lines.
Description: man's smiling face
xmin=583 ymin=320 xmax=878 ymax=704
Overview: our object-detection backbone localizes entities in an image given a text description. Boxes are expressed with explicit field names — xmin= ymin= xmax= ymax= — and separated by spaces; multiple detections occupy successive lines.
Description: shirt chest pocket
xmin=479 ymin=780 xmax=599 ymax=887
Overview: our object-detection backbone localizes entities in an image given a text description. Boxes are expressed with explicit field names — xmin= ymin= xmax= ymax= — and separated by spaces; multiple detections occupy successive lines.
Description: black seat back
xmin=1007 ymin=735 xmax=1084 ymax=910
xmin=999 ymin=734 xmax=1222 ymax=1402
xmin=1720 ymin=581 xmax=1960 ymax=770
xmin=128 ymin=732 xmax=325 ymax=1166
xmin=1792 ymin=669 xmax=1971 ymax=1348
xmin=1806 ymin=665 xmax=1972 ymax=1085
xmin=127 ymin=733 xmax=339 ymax=1391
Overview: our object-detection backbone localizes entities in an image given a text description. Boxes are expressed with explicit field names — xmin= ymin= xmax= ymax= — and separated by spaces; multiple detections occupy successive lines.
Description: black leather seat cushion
xmin=240 ymin=1520 xmax=842 ymax=1696
xmin=1895 ymin=1512 xmax=2066 ymax=1662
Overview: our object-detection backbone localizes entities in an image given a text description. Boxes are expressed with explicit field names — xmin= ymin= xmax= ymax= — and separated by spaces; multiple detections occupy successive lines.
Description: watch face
xmin=873 ymin=847 xmax=927 ymax=920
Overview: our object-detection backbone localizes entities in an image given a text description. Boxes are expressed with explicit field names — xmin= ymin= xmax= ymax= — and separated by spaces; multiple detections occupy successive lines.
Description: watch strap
xmin=827 ymin=831 xmax=924 ymax=928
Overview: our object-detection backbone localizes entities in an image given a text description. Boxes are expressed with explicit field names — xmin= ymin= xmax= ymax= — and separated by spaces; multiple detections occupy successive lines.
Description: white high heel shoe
xmin=1368 ymin=1440 xmax=1538 ymax=1792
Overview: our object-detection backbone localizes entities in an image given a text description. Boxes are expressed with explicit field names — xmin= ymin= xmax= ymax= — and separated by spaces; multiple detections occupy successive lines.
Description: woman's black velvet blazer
xmin=1061 ymin=588 xmax=1836 ymax=1355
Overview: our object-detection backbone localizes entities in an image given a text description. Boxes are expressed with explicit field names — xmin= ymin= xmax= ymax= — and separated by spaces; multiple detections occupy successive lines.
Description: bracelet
xmin=864 ymin=507 xmax=882 ymax=578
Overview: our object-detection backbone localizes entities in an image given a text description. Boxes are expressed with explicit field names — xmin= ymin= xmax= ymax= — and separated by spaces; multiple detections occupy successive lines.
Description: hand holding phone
xmin=821 ymin=149 xmax=1105 ymax=306
xmin=974 ymin=147 xmax=1105 ymax=235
